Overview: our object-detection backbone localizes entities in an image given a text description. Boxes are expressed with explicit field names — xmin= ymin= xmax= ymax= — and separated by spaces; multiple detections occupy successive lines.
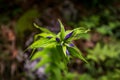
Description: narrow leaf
xmin=56 ymin=45 xmax=69 ymax=63
xmin=30 ymin=38 xmax=55 ymax=48
xmin=58 ymin=19 xmax=65 ymax=40
xmin=34 ymin=33 xmax=54 ymax=41
xmin=62 ymin=46 xmax=67 ymax=56
xmin=31 ymin=48 xmax=50 ymax=61
xmin=33 ymin=23 xmax=52 ymax=33
xmin=67 ymin=46 xmax=88 ymax=63
xmin=70 ymin=28 xmax=90 ymax=40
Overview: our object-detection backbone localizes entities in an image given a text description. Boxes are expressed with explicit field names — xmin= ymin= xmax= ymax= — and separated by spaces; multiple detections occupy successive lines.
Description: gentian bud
xmin=69 ymin=43 xmax=74 ymax=47
xmin=66 ymin=49 xmax=70 ymax=55
xmin=46 ymin=36 xmax=52 ymax=39
xmin=64 ymin=31 xmax=73 ymax=40
xmin=56 ymin=37 xmax=60 ymax=42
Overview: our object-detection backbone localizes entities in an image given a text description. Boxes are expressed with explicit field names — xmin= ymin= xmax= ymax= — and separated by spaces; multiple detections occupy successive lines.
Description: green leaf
xmin=29 ymin=38 xmax=56 ymax=48
xmin=67 ymin=46 xmax=88 ymax=63
xmin=16 ymin=9 xmax=40 ymax=38
xmin=51 ymin=67 xmax=62 ymax=80
xmin=34 ymin=55 xmax=51 ymax=69
xmin=31 ymin=48 xmax=51 ymax=60
xmin=73 ymin=27 xmax=90 ymax=34
xmin=67 ymin=27 xmax=90 ymax=41
xmin=73 ymin=28 xmax=90 ymax=39
xmin=56 ymin=45 xmax=69 ymax=63
xmin=33 ymin=23 xmax=53 ymax=33
xmin=49 ymin=47 xmax=62 ymax=65
xmin=62 ymin=45 xmax=67 ymax=56
xmin=34 ymin=33 xmax=55 ymax=40
xmin=87 ymin=55 xmax=98 ymax=62
xmin=58 ymin=19 xmax=65 ymax=40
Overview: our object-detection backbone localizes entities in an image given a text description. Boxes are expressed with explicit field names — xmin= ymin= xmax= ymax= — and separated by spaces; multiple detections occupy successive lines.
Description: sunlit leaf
xmin=66 ymin=27 xmax=90 ymax=41
xmin=62 ymin=45 xmax=67 ymax=56
xmin=34 ymin=33 xmax=55 ymax=40
xmin=29 ymin=38 xmax=56 ymax=48
xmin=33 ymin=23 xmax=53 ymax=33
xmin=58 ymin=19 xmax=65 ymax=40
xmin=31 ymin=48 xmax=51 ymax=61
xmin=67 ymin=46 xmax=88 ymax=63
xmin=72 ymin=28 xmax=90 ymax=40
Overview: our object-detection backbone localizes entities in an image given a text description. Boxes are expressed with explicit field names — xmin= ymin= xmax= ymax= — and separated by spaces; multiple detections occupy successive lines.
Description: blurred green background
xmin=0 ymin=0 xmax=120 ymax=80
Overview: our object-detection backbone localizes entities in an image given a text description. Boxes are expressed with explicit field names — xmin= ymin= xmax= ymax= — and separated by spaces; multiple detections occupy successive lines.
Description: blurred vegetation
xmin=0 ymin=0 xmax=120 ymax=80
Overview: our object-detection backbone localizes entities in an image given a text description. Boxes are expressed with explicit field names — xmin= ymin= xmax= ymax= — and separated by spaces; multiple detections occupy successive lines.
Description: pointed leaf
xmin=33 ymin=23 xmax=52 ymax=33
xmin=67 ymin=46 xmax=88 ymax=63
xmin=56 ymin=45 xmax=69 ymax=63
xmin=34 ymin=33 xmax=55 ymax=40
xmin=69 ymin=28 xmax=90 ymax=41
xmin=58 ymin=19 xmax=65 ymax=40
xmin=62 ymin=46 xmax=67 ymax=56
xmin=31 ymin=48 xmax=51 ymax=60
xmin=30 ymin=38 xmax=56 ymax=48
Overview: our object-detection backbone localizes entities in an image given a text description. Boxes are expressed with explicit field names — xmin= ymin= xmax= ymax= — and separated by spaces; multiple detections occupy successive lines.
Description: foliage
xmin=83 ymin=42 xmax=120 ymax=80
xmin=87 ymin=43 xmax=120 ymax=62
xmin=15 ymin=9 xmax=40 ymax=38
xmin=27 ymin=20 xmax=89 ymax=80
xmin=68 ymin=8 xmax=120 ymax=39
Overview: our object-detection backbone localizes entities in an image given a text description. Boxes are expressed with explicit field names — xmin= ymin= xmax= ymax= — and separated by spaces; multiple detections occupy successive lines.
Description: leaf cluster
xmin=27 ymin=19 xmax=89 ymax=80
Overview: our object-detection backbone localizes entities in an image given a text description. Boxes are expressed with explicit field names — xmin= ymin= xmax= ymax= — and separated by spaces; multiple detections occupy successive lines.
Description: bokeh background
xmin=0 ymin=0 xmax=120 ymax=80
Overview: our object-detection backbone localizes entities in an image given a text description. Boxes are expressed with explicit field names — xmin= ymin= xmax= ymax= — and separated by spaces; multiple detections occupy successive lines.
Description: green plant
xmin=96 ymin=21 xmax=120 ymax=36
xmin=68 ymin=10 xmax=120 ymax=39
xmin=16 ymin=8 xmax=40 ymax=38
xmin=26 ymin=19 xmax=89 ymax=80
xmin=87 ymin=43 xmax=120 ymax=62
xmin=84 ymin=42 xmax=120 ymax=80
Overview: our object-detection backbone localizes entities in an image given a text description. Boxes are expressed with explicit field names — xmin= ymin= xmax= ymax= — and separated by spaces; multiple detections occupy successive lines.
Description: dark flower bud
xmin=66 ymin=49 xmax=70 ymax=55
xmin=56 ymin=37 xmax=60 ymax=42
xmin=46 ymin=36 xmax=52 ymax=39
xmin=64 ymin=31 xmax=73 ymax=40
xmin=69 ymin=43 xmax=74 ymax=47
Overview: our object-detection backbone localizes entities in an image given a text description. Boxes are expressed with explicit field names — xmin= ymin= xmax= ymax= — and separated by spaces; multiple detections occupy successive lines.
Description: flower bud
xmin=69 ymin=43 xmax=74 ymax=47
xmin=66 ymin=49 xmax=70 ymax=55
xmin=64 ymin=31 xmax=73 ymax=40
xmin=56 ymin=37 xmax=60 ymax=42
xmin=46 ymin=36 xmax=52 ymax=39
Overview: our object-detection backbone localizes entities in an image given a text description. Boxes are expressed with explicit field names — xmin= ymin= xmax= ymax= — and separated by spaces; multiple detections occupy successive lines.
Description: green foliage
xmin=87 ymin=43 xmax=120 ymax=62
xmin=68 ymin=9 xmax=120 ymax=39
xmin=96 ymin=21 xmax=120 ymax=35
xmin=79 ymin=74 xmax=94 ymax=80
xmin=83 ymin=42 xmax=120 ymax=80
xmin=98 ymin=69 xmax=120 ymax=80
xmin=27 ymin=20 xmax=89 ymax=80
xmin=15 ymin=9 xmax=40 ymax=38
xmin=80 ymin=15 xmax=100 ymax=29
